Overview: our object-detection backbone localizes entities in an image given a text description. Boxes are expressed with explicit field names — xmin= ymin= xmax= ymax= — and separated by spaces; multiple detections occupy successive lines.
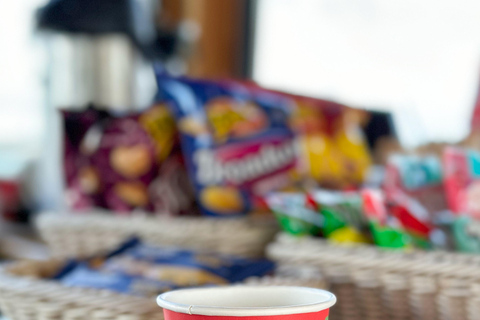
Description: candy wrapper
xmin=450 ymin=215 xmax=480 ymax=253
xmin=443 ymin=147 xmax=480 ymax=217
xmin=155 ymin=74 xmax=297 ymax=216
xmin=442 ymin=147 xmax=480 ymax=252
xmin=56 ymin=238 xmax=274 ymax=297
xmin=310 ymin=190 xmax=370 ymax=243
xmin=362 ymin=189 xmax=432 ymax=249
xmin=63 ymin=105 xmax=195 ymax=214
xmin=265 ymin=192 xmax=323 ymax=237
xmin=384 ymin=154 xmax=446 ymax=215
xmin=266 ymin=190 xmax=369 ymax=244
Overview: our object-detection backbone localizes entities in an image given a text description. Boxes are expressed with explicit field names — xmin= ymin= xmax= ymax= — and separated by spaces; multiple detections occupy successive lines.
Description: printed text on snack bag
xmin=194 ymin=140 xmax=296 ymax=185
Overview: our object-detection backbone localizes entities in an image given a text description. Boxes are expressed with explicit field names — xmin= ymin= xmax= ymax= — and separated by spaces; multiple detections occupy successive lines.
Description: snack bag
xmin=362 ymin=189 xmax=432 ymax=249
xmin=155 ymin=74 xmax=297 ymax=216
xmin=384 ymin=154 xmax=446 ymax=215
xmin=63 ymin=104 xmax=195 ymax=214
xmin=58 ymin=262 xmax=178 ymax=296
xmin=56 ymin=238 xmax=274 ymax=296
xmin=288 ymin=97 xmax=372 ymax=188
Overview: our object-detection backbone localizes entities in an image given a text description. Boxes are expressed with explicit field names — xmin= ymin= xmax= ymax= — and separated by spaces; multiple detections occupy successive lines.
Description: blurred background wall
xmin=2 ymin=0 xmax=480 ymax=214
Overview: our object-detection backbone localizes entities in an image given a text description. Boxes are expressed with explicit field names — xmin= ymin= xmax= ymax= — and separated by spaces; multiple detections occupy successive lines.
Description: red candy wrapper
xmin=362 ymin=189 xmax=432 ymax=249
xmin=384 ymin=154 xmax=447 ymax=216
xmin=443 ymin=147 xmax=480 ymax=218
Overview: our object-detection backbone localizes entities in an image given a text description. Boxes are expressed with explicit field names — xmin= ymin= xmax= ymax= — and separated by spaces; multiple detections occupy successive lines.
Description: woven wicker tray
xmin=0 ymin=258 xmax=327 ymax=320
xmin=36 ymin=212 xmax=278 ymax=258
xmin=267 ymin=233 xmax=480 ymax=320
xmin=0 ymin=259 xmax=164 ymax=320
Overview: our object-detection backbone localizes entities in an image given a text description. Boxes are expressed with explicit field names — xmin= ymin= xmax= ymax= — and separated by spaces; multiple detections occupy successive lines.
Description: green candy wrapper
xmin=266 ymin=190 xmax=369 ymax=243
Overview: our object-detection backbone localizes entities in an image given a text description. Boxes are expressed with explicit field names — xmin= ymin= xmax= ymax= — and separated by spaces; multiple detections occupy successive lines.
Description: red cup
xmin=157 ymin=286 xmax=336 ymax=320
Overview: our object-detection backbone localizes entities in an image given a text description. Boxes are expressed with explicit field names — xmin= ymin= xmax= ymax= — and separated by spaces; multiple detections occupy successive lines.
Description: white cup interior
xmin=157 ymin=286 xmax=336 ymax=317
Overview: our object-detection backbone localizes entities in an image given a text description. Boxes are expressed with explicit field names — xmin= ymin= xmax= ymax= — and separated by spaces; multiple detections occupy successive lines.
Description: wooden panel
xmin=159 ymin=0 xmax=183 ymax=28
xmin=177 ymin=0 xmax=248 ymax=78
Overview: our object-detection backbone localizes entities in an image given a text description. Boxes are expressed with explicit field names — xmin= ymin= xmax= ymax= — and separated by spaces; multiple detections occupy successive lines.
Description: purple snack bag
xmin=62 ymin=105 xmax=196 ymax=215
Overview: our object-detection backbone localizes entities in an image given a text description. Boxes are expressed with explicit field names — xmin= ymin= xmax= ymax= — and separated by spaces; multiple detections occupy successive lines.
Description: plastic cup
xmin=157 ymin=286 xmax=336 ymax=320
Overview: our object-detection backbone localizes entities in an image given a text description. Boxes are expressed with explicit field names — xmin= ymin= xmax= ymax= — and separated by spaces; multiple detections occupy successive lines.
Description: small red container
xmin=157 ymin=286 xmax=336 ymax=320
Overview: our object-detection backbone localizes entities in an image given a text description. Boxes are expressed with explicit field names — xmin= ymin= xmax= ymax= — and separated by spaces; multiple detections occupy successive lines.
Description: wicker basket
xmin=0 ymin=258 xmax=327 ymax=320
xmin=267 ymin=233 xmax=480 ymax=320
xmin=0 ymin=259 xmax=164 ymax=320
xmin=36 ymin=212 xmax=278 ymax=258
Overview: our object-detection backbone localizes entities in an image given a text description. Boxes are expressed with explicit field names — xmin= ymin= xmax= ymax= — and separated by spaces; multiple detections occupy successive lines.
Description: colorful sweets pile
xmin=266 ymin=149 xmax=480 ymax=252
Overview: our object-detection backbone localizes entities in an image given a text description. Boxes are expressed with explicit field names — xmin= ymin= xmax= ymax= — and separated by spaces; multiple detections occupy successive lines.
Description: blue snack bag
xmin=155 ymin=72 xmax=298 ymax=216
xmin=55 ymin=238 xmax=274 ymax=296
xmin=59 ymin=262 xmax=178 ymax=296
xmin=100 ymin=238 xmax=275 ymax=285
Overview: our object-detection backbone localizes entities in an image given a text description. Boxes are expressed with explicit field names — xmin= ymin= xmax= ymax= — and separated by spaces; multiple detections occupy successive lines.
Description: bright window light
xmin=253 ymin=0 xmax=480 ymax=147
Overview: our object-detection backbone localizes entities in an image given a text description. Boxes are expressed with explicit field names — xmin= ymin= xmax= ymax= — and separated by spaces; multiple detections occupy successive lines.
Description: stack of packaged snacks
xmin=63 ymin=105 xmax=195 ymax=215
xmin=55 ymin=238 xmax=274 ymax=297
xmin=63 ymin=73 xmax=374 ymax=217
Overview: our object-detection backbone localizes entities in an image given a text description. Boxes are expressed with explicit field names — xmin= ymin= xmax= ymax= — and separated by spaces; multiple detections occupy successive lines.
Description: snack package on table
xmin=265 ymin=189 xmax=370 ymax=244
xmin=384 ymin=153 xmax=446 ymax=215
xmin=443 ymin=147 xmax=480 ymax=252
xmin=55 ymin=238 xmax=274 ymax=297
xmin=362 ymin=189 xmax=432 ymax=249
xmin=155 ymin=74 xmax=298 ymax=216
xmin=63 ymin=105 xmax=195 ymax=214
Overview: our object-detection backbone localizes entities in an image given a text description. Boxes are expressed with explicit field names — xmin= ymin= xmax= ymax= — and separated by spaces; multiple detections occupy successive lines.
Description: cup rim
xmin=157 ymin=286 xmax=336 ymax=317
